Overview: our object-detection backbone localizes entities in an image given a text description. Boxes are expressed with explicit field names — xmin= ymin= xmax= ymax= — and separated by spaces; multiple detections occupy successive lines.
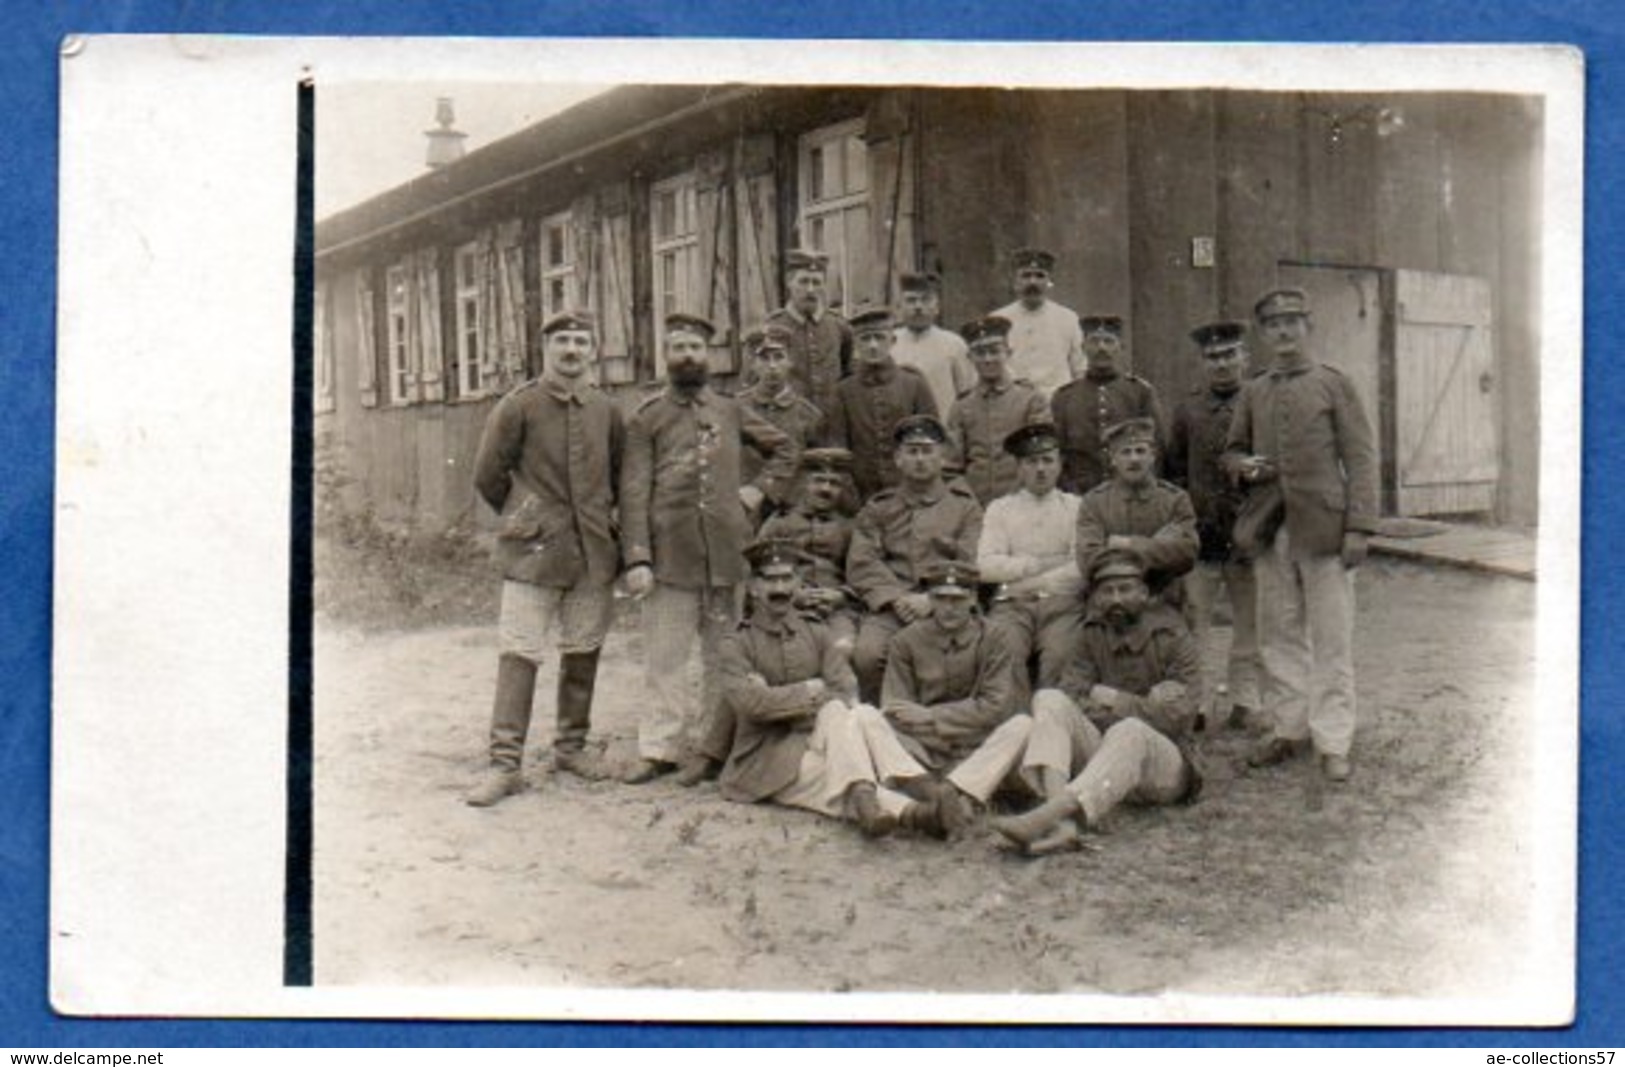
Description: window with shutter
xmin=597 ymin=209 xmax=637 ymax=385
xmin=355 ymin=270 xmax=378 ymax=408
xmin=798 ymin=119 xmax=876 ymax=313
xmin=650 ymin=172 xmax=702 ymax=377
xmin=453 ymin=241 xmax=485 ymax=400
xmin=385 ymin=262 xmax=414 ymax=405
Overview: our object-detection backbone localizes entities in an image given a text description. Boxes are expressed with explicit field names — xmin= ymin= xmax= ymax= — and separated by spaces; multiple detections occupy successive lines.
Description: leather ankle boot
xmin=468 ymin=653 xmax=537 ymax=806
xmin=553 ymin=648 xmax=603 ymax=778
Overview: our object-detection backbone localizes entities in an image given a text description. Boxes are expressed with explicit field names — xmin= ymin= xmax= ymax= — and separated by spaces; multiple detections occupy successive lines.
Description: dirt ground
xmin=312 ymin=555 xmax=1539 ymax=1005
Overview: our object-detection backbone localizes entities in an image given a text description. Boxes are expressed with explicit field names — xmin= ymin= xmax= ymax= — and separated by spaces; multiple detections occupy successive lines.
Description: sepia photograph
xmin=50 ymin=37 xmax=1581 ymax=1027
xmin=307 ymin=62 xmax=1570 ymax=1014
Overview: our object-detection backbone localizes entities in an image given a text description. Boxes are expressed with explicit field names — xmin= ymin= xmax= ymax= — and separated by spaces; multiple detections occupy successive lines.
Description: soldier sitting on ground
xmin=701 ymin=538 xmax=956 ymax=840
xmin=880 ymin=558 xmax=1033 ymax=837
xmin=993 ymin=546 xmax=1204 ymax=856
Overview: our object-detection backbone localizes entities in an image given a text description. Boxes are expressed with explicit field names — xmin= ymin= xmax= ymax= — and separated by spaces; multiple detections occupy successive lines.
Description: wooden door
xmin=1392 ymin=270 xmax=1498 ymax=516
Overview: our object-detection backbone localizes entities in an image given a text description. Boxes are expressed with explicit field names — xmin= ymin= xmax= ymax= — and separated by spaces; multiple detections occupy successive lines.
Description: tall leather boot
xmin=466 ymin=653 xmax=537 ymax=807
xmin=553 ymin=648 xmax=607 ymax=780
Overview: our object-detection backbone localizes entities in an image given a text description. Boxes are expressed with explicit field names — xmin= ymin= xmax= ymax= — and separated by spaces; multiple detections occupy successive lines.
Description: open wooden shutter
xmin=695 ymin=148 xmax=737 ymax=373
xmin=865 ymin=93 xmax=916 ymax=306
xmin=495 ymin=220 xmax=528 ymax=389
xmin=1393 ymin=270 xmax=1499 ymax=516
xmin=596 ymin=182 xmax=636 ymax=385
xmin=734 ymin=133 xmax=780 ymax=330
xmin=412 ymin=248 xmax=445 ymax=402
xmin=313 ymin=281 xmax=335 ymax=414
xmin=355 ymin=268 xmax=378 ymax=408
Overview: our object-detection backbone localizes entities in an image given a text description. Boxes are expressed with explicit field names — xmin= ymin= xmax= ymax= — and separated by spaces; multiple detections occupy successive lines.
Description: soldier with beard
xmin=619 ymin=313 xmax=795 ymax=786
xmin=993 ymin=547 xmax=1204 ymax=856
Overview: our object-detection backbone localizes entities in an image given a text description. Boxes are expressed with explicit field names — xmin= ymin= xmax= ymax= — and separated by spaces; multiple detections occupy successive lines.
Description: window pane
xmin=808 ymin=146 xmax=825 ymax=202
xmin=844 ymin=204 xmax=874 ymax=307
xmin=844 ymin=133 xmax=868 ymax=195
xmin=654 ymin=190 xmax=676 ymax=240
xmin=809 ymin=216 xmax=826 ymax=251
xmin=822 ymin=141 xmax=842 ymax=201
xmin=547 ymin=225 xmax=567 ymax=268
xmin=548 ymin=278 xmax=566 ymax=314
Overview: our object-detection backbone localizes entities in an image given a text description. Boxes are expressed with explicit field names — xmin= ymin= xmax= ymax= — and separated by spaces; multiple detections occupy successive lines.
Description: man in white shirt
xmin=891 ymin=270 xmax=974 ymax=415
xmin=991 ymin=248 xmax=1085 ymax=398
xmin=977 ymin=421 xmax=1083 ymax=704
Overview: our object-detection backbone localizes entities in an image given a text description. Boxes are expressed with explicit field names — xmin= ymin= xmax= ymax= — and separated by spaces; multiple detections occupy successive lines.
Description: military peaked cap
xmin=1003 ymin=421 xmax=1062 ymax=458
xmin=744 ymin=537 xmax=813 ymax=575
xmin=664 ymin=312 xmax=717 ymax=341
xmin=898 ymin=271 xmax=943 ymax=293
xmin=744 ymin=322 xmax=795 ymax=353
xmin=1010 ymin=247 xmax=1056 ymax=273
xmin=1079 ymin=314 xmax=1126 ymax=337
xmin=1189 ymin=320 xmax=1248 ymax=353
xmin=1253 ymin=287 xmax=1311 ymax=321
xmin=960 ymin=314 xmax=1013 ymax=347
xmin=541 ymin=310 xmax=597 ymax=337
xmin=1087 ymin=545 xmax=1148 ymax=586
xmin=783 ymin=249 xmax=830 ymax=274
xmin=848 ymin=305 xmax=899 ymax=335
xmin=892 ymin=413 xmax=949 ymax=447
xmin=919 ymin=558 xmax=981 ymax=595
xmin=799 ymin=447 xmax=854 ymax=474
xmin=1103 ymin=417 xmax=1157 ymax=450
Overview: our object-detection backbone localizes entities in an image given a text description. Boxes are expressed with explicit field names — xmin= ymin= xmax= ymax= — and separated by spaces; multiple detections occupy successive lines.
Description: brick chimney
xmin=424 ymin=97 xmax=467 ymax=169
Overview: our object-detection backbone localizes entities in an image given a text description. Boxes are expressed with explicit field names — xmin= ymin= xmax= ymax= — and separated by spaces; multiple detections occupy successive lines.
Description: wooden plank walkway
xmin=1368 ymin=518 xmax=1536 ymax=580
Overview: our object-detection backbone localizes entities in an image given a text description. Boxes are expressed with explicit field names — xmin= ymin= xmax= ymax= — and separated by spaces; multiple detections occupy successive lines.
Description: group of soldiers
xmin=465 ymin=246 xmax=1378 ymax=856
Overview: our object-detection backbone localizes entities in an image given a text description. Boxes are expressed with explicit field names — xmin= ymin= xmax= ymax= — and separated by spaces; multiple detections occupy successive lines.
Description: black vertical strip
xmin=285 ymin=77 xmax=316 ymax=987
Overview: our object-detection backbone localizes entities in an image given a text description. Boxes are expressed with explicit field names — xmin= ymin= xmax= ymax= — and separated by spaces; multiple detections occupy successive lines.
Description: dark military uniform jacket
xmin=828 ymin=359 xmax=939 ymax=502
xmin=621 ymin=385 xmax=794 ymax=589
xmin=882 ymin=615 xmax=1018 ymax=761
xmin=1074 ymin=478 xmax=1200 ymax=595
xmin=1223 ymin=353 xmax=1379 ymax=559
xmin=1050 ymin=369 xmax=1164 ymax=494
xmin=846 ymin=479 xmax=984 ymax=614
xmin=1055 ymin=602 xmax=1202 ymax=743
xmin=758 ymin=505 xmax=853 ymax=592
xmin=945 ymin=376 xmax=1051 ymax=506
xmin=733 ymin=381 xmax=827 ymax=496
xmin=717 ymin=611 xmax=859 ymax=803
xmin=472 ymin=376 xmax=624 ymax=588
xmin=1166 ymin=385 xmax=1249 ymax=562
xmin=766 ymin=306 xmax=854 ymax=421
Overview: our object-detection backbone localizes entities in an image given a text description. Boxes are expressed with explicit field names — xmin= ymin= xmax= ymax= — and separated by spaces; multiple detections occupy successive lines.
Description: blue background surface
xmin=4 ymin=0 xmax=1616 ymax=1047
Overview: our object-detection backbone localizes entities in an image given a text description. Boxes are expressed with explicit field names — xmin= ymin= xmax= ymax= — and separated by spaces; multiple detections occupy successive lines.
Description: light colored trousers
xmin=498 ymin=579 xmax=615 ymax=660
xmin=1184 ymin=558 xmax=1262 ymax=713
xmin=1253 ymin=528 xmax=1357 ymax=757
xmin=890 ymin=713 xmax=1035 ymax=803
xmin=1023 ymin=690 xmax=1189 ymax=827
xmin=773 ymin=701 xmax=922 ymax=818
xmin=639 ymin=582 xmax=739 ymax=762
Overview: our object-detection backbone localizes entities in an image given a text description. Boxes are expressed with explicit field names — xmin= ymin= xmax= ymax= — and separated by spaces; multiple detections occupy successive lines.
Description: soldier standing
xmin=1051 ymin=315 xmax=1164 ymax=494
xmin=734 ymin=321 xmax=827 ymax=525
xmin=1165 ymin=319 xmax=1263 ymax=731
xmin=619 ymin=313 xmax=794 ymax=785
xmin=766 ymin=249 xmax=853 ymax=419
xmin=465 ymin=311 xmax=624 ymax=806
xmin=1225 ymin=288 xmax=1378 ymax=782
xmin=990 ymin=248 xmax=1084 ymax=398
xmin=845 ymin=414 xmax=983 ymax=704
xmin=945 ymin=314 xmax=1051 ymax=506
xmin=827 ymin=306 xmax=938 ymax=502
xmin=891 ymin=270 xmax=975 ymax=416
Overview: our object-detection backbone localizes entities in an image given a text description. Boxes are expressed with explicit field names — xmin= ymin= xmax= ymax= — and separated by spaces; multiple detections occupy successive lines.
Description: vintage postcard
xmin=53 ymin=37 xmax=1581 ymax=1024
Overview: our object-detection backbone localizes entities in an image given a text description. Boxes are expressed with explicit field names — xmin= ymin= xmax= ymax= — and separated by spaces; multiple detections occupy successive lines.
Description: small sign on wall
xmin=1191 ymin=236 xmax=1216 ymax=269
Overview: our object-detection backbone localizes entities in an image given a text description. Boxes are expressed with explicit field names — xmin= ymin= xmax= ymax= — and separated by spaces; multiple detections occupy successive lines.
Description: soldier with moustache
xmin=989 ymin=247 xmax=1085 ymax=399
xmin=1050 ymin=315 xmax=1165 ymax=495
xmin=733 ymin=321 xmax=828 ymax=526
xmin=464 ymin=310 xmax=624 ymax=806
xmin=758 ymin=447 xmax=861 ymax=653
xmin=619 ymin=313 xmax=795 ymax=786
xmin=701 ymin=538 xmax=958 ymax=840
xmin=1074 ymin=417 xmax=1199 ymax=605
xmin=1166 ymin=320 xmax=1263 ymax=731
xmin=891 ymin=270 xmax=976 ymax=417
xmin=765 ymin=249 xmax=853 ymax=420
xmin=993 ymin=547 xmax=1204 ymax=856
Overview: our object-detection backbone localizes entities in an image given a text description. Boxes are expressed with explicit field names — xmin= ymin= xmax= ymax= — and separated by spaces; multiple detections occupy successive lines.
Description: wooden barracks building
xmin=313 ymin=85 xmax=1543 ymax=532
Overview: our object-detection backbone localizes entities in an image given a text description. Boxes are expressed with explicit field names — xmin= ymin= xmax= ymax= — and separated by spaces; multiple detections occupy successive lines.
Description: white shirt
xmin=891 ymin=325 xmax=975 ymax=416
xmin=992 ymin=299 xmax=1085 ymax=398
xmin=977 ymin=487 xmax=1083 ymax=592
